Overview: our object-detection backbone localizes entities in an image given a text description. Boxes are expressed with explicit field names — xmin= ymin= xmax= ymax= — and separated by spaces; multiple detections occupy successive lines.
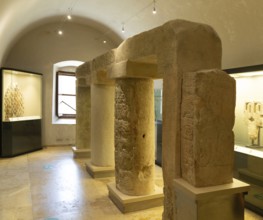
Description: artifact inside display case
xmin=154 ymin=88 xmax=162 ymax=166
xmin=226 ymin=65 xmax=263 ymax=216
xmin=244 ymin=102 xmax=263 ymax=147
xmin=1 ymin=68 xmax=42 ymax=157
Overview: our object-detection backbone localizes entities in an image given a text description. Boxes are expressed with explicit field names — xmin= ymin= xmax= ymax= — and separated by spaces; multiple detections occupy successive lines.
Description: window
xmin=56 ymin=71 xmax=76 ymax=118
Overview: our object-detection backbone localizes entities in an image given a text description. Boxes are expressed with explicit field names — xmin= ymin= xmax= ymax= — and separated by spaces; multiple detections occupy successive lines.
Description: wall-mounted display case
xmin=1 ymin=68 xmax=42 ymax=157
xmin=226 ymin=65 xmax=263 ymax=216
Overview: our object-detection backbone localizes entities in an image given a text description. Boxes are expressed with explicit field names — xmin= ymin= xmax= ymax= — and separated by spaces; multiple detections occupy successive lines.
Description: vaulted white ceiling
xmin=1 ymin=0 xmax=263 ymax=68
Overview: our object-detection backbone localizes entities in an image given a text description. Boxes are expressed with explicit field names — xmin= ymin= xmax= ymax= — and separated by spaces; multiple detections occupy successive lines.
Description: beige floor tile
xmin=0 ymin=185 xmax=32 ymax=209
xmin=0 ymin=206 xmax=33 ymax=220
xmin=0 ymin=146 xmax=262 ymax=220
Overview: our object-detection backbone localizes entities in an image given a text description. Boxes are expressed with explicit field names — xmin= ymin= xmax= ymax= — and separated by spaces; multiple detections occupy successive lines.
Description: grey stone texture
xmin=76 ymin=62 xmax=91 ymax=85
xmin=115 ymin=78 xmax=155 ymax=196
xmin=75 ymin=83 xmax=91 ymax=150
xmin=75 ymin=63 xmax=91 ymax=151
xmin=181 ymin=69 xmax=236 ymax=187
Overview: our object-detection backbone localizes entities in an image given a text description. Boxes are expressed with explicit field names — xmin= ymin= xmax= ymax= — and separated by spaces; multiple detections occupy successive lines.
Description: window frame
xmin=55 ymin=71 xmax=76 ymax=119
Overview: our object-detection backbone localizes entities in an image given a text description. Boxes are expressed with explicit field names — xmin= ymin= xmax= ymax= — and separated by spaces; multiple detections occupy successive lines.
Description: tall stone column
xmin=72 ymin=63 xmax=91 ymax=158
xmin=86 ymin=70 xmax=115 ymax=178
xmin=115 ymin=78 xmax=155 ymax=196
xmin=90 ymin=84 xmax=115 ymax=167
xmin=107 ymin=61 xmax=163 ymax=213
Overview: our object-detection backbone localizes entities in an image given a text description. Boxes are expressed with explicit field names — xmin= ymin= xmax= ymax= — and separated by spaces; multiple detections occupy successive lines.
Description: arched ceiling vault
xmin=1 ymin=0 xmax=263 ymax=68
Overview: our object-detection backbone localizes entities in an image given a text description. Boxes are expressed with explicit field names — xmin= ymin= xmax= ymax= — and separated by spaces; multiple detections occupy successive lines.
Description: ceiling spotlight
xmin=67 ymin=15 xmax=72 ymax=20
xmin=103 ymin=40 xmax=107 ymax=44
xmin=58 ymin=30 xmax=63 ymax=35
xmin=121 ymin=23 xmax=125 ymax=33
xmin=152 ymin=7 xmax=157 ymax=14
xmin=152 ymin=0 xmax=157 ymax=14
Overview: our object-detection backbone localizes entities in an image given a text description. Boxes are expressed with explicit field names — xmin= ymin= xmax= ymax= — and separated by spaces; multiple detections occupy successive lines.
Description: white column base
xmin=107 ymin=182 xmax=164 ymax=213
xmin=86 ymin=161 xmax=115 ymax=178
xmin=72 ymin=146 xmax=91 ymax=158
xmin=174 ymin=178 xmax=250 ymax=220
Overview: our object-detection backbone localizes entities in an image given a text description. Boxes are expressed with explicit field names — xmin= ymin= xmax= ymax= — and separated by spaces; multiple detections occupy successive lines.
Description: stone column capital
xmin=109 ymin=60 xmax=159 ymax=79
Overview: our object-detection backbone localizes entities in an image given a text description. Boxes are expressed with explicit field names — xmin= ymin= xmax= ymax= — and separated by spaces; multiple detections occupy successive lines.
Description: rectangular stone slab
xmin=181 ymin=69 xmax=236 ymax=187
xmin=110 ymin=60 xmax=159 ymax=79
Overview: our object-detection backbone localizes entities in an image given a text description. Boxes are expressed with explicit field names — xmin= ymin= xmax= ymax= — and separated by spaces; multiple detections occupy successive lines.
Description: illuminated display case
xmin=154 ymin=88 xmax=162 ymax=166
xmin=226 ymin=65 xmax=263 ymax=216
xmin=1 ymin=68 xmax=42 ymax=157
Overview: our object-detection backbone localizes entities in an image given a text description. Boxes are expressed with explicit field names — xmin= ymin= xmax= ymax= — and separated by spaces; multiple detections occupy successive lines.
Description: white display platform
xmin=8 ymin=115 xmax=41 ymax=121
xmin=234 ymin=145 xmax=263 ymax=159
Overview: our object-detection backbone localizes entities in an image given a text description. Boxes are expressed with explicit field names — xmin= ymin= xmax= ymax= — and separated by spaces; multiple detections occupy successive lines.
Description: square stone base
xmin=86 ymin=161 xmax=115 ymax=178
xmin=107 ymin=182 xmax=164 ymax=213
xmin=174 ymin=178 xmax=250 ymax=220
xmin=72 ymin=146 xmax=91 ymax=158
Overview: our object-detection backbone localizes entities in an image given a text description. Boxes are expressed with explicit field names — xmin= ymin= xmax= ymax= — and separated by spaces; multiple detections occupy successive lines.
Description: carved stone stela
xmin=181 ymin=70 xmax=235 ymax=187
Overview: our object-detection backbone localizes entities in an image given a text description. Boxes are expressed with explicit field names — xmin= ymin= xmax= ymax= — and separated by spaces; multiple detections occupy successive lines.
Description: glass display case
xmin=226 ymin=65 xmax=263 ymax=216
xmin=154 ymin=88 xmax=162 ymax=166
xmin=1 ymin=68 xmax=42 ymax=157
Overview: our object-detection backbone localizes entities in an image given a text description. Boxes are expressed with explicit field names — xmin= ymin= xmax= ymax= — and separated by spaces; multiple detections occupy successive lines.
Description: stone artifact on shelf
xmin=4 ymin=83 xmax=24 ymax=121
xmin=244 ymin=101 xmax=263 ymax=147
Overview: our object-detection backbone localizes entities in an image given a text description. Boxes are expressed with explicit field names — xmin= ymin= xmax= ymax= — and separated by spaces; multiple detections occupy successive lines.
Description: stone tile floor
xmin=0 ymin=146 xmax=262 ymax=220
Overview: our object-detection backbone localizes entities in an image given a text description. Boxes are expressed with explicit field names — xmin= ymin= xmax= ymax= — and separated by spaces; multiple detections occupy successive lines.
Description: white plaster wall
xmin=3 ymin=22 xmax=118 ymax=146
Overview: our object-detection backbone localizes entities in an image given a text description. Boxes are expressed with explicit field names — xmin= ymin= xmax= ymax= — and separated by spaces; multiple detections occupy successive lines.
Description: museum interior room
xmin=1 ymin=0 xmax=263 ymax=219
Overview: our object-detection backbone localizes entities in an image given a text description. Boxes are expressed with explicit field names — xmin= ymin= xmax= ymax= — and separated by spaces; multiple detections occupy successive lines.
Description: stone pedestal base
xmin=174 ymin=178 xmax=250 ymax=220
xmin=86 ymin=161 xmax=115 ymax=178
xmin=72 ymin=147 xmax=91 ymax=158
xmin=107 ymin=182 xmax=164 ymax=213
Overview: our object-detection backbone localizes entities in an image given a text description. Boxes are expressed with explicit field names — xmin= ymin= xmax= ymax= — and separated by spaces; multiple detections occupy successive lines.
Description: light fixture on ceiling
xmin=58 ymin=30 xmax=63 ymax=35
xmin=120 ymin=1 xmax=159 ymax=34
xmin=67 ymin=7 xmax=72 ymax=20
xmin=121 ymin=23 xmax=125 ymax=33
xmin=103 ymin=40 xmax=107 ymax=44
xmin=152 ymin=0 xmax=157 ymax=14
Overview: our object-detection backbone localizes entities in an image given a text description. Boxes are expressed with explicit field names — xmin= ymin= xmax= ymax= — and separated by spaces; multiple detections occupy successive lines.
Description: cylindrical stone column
xmin=73 ymin=68 xmax=92 ymax=158
xmin=75 ymin=78 xmax=91 ymax=150
xmin=115 ymin=78 xmax=155 ymax=196
xmin=91 ymin=84 xmax=115 ymax=167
